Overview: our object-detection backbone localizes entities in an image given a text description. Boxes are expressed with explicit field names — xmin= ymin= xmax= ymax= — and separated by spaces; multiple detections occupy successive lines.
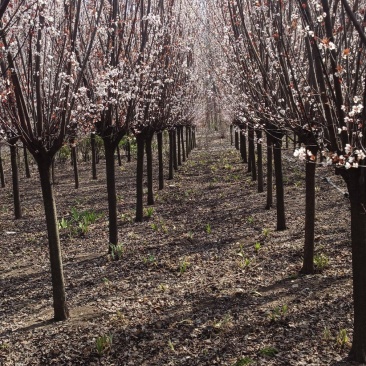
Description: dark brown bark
xmin=300 ymin=155 xmax=317 ymax=274
xmin=0 ymin=145 xmax=5 ymax=188
xmin=273 ymin=138 xmax=286 ymax=230
xmin=265 ymin=136 xmax=273 ymax=209
xmin=249 ymin=128 xmax=256 ymax=180
xmin=181 ymin=126 xmax=186 ymax=163
xmin=71 ymin=146 xmax=79 ymax=189
xmin=135 ymin=134 xmax=144 ymax=222
xmin=116 ymin=144 xmax=122 ymax=167
xmin=256 ymin=130 xmax=264 ymax=193
xmin=38 ymin=156 xmax=69 ymax=321
xmin=104 ymin=142 xmax=118 ymax=246
xmin=177 ymin=127 xmax=182 ymax=166
xmin=145 ymin=133 xmax=154 ymax=205
xmin=10 ymin=143 xmax=22 ymax=219
xmin=241 ymin=130 xmax=248 ymax=163
xmin=230 ymin=125 xmax=233 ymax=145
xmin=157 ymin=132 xmax=164 ymax=190
xmin=186 ymin=127 xmax=190 ymax=158
xmin=91 ymin=133 xmax=97 ymax=180
xmin=168 ymin=130 xmax=174 ymax=180
xmin=234 ymin=130 xmax=239 ymax=150
xmin=341 ymin=168 xmax=366 ymax=362
xmin=126 ymin=138 xmax=131 ymax=163
xmin=173 ymin=129 xmax=178 ymax=171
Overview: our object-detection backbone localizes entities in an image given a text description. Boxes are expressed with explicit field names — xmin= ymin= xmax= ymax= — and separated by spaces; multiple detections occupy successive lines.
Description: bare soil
xmin=0 ymin=130 xmax=357 ymax=365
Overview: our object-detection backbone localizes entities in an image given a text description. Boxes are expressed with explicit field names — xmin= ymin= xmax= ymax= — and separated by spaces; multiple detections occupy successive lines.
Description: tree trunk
xmin=173 ymin=129 xmax=178 ymax=171
xmin=38 ymin=156 xmax=69 ymax=321
xmin=186 ymin=126 xmax=190 ymax=157
xmin=10 ymin=143 xmax=22 ymax=219
xmin=342 ymin=168 xmax=366 ymax=362
xmin=234 ymin=130 xmax=239 ymax=150
xmin=104 ymin=142 xmax=118 ymax=246
xmin=126 ymin=138 xmax=131 ymax=163
xmin=177 ymin=126 xmax=182 ymax=166
xmin=51 ymin=158 xmax=56 ymax=185
xmin=301 ymin=155 xmax=317 ymax=274
xmin=71 ymin=146 xmax=79 ymax=189
xmin=273 ymin=139 xmax=286 ymax=230
xmin=23 ymin=145 xmax=31 ymax=178
xmin=181 ymin=126 xmax=186 ymax=163
xmin=249 ymin=128 xmax=256 ymax=180
xmin=157 ymin=132 xmax=164 ymax=190
xmin=230 ymin=125 xmax=233 ymax=145
xmin=265 ymin=136 xmax=273 ymax=210
xmin=241 ymin=130 xmax=248 ymax=163
xmin=116 ymin=144 xmax=122 ymax=167
xmin=145 ymin=133 xmax=154 ymax=205
xmin=91 ymin=133 xmax=97 ymax=180
xmin=168 ymin=130 xmax=174 ymax=180
xmin=256 ymin=130 xmax=264 ymax=193
xmin=0 ymin=145 xmax=5 ymax=188
xmin=135 ymin=134 xmax=145 ymax=222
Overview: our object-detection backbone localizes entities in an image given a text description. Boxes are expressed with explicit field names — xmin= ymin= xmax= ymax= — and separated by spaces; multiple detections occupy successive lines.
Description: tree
xmin=0 ymin=0 xmax=103 ymax=320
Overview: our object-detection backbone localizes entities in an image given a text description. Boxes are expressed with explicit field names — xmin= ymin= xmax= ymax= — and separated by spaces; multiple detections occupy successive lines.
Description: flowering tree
xmin=212 ymin=0 xmax=366 ymax=360
xmin=0 ymin=0 xmax=103 ymax=320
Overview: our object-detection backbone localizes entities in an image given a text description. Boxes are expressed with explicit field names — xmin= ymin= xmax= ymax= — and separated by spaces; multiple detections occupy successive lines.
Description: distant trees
xmin=213 ymin=0 xmax=366 ymax=360
xmin=0 ymin=0 xmax=201 ymax=320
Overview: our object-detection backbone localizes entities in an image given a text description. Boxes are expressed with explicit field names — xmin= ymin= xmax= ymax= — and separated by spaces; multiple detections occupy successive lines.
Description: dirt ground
xmin=0 ymin=129 xmax=358 ymax=365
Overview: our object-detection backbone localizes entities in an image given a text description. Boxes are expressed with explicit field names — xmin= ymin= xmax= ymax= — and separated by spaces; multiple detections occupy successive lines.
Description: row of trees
xmin=0 ymin=0 xmax=203 ymax=321
xmin=204 ymin=0 xmax=366 ymax=361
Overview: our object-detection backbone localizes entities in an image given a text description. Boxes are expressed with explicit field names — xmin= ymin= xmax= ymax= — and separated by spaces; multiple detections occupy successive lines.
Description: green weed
xmin=314 ymin=253 xmax=329 ymax=271
xmin=268 ymin=304 xmax=288 ymax=322
xmin=179 ymin=257 xmax=190 ymax=274
xmin=232 ymin=357 xmax=253 ymax=366
xmin=259 ymin=346 xmax=278 ymax=357
xmin=110 ymin=243 xmax=124 ymax=260
xmin=95 ymin=334 xmax=112 ymax=357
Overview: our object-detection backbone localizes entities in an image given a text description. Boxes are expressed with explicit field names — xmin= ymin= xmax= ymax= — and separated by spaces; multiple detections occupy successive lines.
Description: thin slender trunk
xmin=126 ymin=138 xmax=131 ymax=162
xmin=168 ymin=130 xmax=174 ymax=180
xmin=273 ymin=139 xmax=286 ymax=230
xmin=71 ymin=146 xmax=79 ymax=189
xmin=104 ymin=143 xmax=118 ymax=246
xmin=177 ymin=127 xmax=182 ymax=166
xmin=230 ymin=125 xmax=233 ymax=145
xmin=146 ymin=134 xmax=154 ymax=205
xmin=234 ymin=130 xmax=239 ymax=150
xmin=0 ymin=146 xmax=5 ymax=188
xmin=301 ymin=155 xmax=317 ymax=274
xmin=23 ymin=145 xmax=31 ymax=178
xmin=186 ymin=127 xmax=190 ymax=158
xmin=265 ymin=137 xmax=273 ymax=210
xmin=91 ymin=133 xmax=97 ymax=180
xmin=10 ymin=143 xmax=21 ymax=219
xmin=117 ymin=144 xmax=122 ymax=166
xmin=38 ymin=157 xmax=68 ymax=321
xmin=181 ymin=126 xmax=186 ymax=163
xmin=257 ymin=130 xmax=264 ymax=192
xmin=240 ymin=131 xmax=245 ymax=162
xmin=157 ymin=132 xmax=164 ymax=190
xmin=342 ymin=168 xmax=366 ymax=362
xmin=135 ymin=134 xmax=144 ymax=222
xmin=173 ymin=129 xmax=178 ymax=171
xmin=249 ymin=128 xmax=256 ymax=180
